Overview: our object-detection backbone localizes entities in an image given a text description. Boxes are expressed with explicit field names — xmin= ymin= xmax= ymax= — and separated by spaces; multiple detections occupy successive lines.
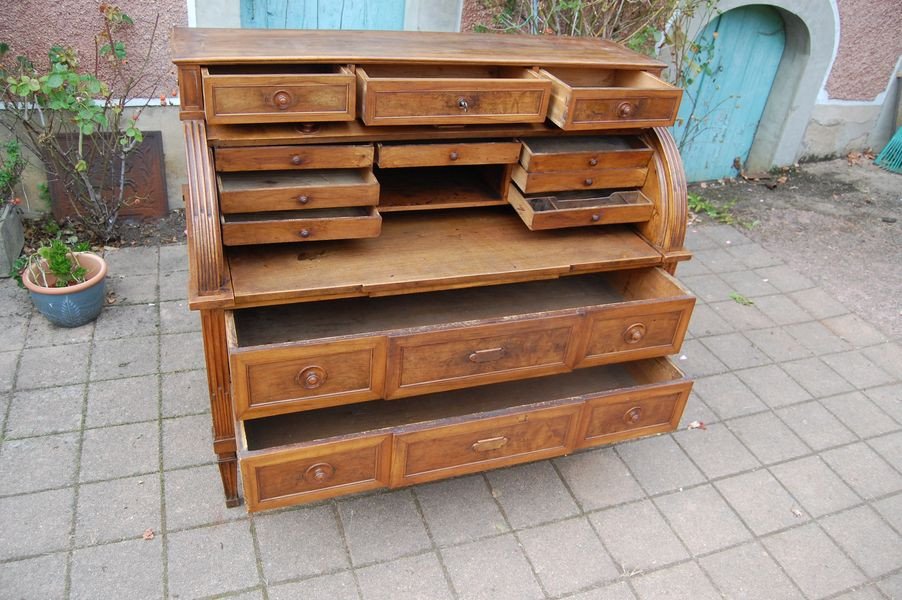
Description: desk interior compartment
xmin=509 ymin=185 xmax=654 ymax=230
xmin=221 ymin=206 xmax=381 ymax=245
xmin=376 ymin=164 xmax=512 ymax=211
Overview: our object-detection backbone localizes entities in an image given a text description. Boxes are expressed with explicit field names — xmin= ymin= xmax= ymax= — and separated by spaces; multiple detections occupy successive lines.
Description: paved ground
xmin=0 ymin=226 xmax=900 ymax=600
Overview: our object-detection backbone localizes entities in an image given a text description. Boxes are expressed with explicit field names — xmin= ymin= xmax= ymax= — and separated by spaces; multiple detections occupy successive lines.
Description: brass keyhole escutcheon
xmin=617 ymin=101 xmax=636 ymax=118
xmin=297 ymin=365 xmax=327 ymax=389
xmin=304 ymin=462 xmax=334 ymax=484
xmin=623 ymin=406 xmax=643 ymax=424
xmin=623 ymin=323 xmax=646 ymax=344
xmin=273 ymin=90 xmax=292 ymax=110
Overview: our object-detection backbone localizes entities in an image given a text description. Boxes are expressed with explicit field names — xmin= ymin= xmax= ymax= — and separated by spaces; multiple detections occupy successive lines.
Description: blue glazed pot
xmin=23 ymin=252 xmax=108 ymax=328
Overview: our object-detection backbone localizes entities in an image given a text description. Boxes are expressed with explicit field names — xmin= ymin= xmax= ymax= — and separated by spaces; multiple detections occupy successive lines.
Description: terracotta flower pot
xmin=23 ymin=252 xmax=108 ymax=327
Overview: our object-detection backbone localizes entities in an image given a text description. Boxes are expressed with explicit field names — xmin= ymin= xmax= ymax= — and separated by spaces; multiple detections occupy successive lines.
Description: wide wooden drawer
xmin=357 ymin=65 xmax=552 ymax=126
xmin=376 ymin=141 xmax=522 ymax=168
xmin=540 ymin=68 xmax=681 ymax=130
xmin=218 ymin=169 xmax=379 ymax=213
xmin=202 ymin=65 xmax=355 ymax=125
xmin=215 ymin=144 xmax=374 ymax=172
xmin=391 ymin=402 xmax=581 ymax=486
xmin=221 ymin=206 xmax=382 ymax=246
xmin=519 ymin=136 xmax=654 ymax=172
xmin=512 ymin=163 xmax=648 ymax=194
xmin=509 ymin=187 xmax=654 ymax=231
xmin=239 ymin=433 xmax=391 ymax=512
xmin=385 ymin=314 xmax=581 ymax=399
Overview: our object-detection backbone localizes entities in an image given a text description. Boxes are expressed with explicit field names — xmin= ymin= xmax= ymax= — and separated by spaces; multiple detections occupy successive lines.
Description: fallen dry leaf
xmin=105 ymin=291 xmax=118 ymax=305
xmin=687 ymin=420 xmax=707 ymax=430
xmin=142 ymin=528 xmax=155 ymax=540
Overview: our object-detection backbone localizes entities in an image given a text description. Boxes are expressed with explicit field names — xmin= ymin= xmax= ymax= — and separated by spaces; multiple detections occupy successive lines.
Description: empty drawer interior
xmin=375 ymin=164 xmax=509 ymax=211
xmin=527 ymin=190 xmax=653 ymax=212
xmin=359 ymin=64 xmax=539 ymax=81
xmin=542 ymin=67 xmax=674 ymax=91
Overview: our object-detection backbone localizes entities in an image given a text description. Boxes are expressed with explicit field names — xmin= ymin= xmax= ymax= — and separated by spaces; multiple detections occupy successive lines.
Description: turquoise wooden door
xmin=241 ymin=0 xmax=406 ymax=30
xmin=672 ymin=6 xmax=785 ymax=182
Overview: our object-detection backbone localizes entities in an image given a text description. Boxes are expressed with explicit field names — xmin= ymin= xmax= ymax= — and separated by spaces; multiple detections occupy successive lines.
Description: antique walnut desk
xmin=172 ymin=28 xmax=695 ymax=511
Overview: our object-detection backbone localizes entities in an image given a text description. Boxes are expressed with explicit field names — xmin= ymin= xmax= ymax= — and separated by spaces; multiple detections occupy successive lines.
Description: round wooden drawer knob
xmin=291 ymin=155 xmax=303 ymax=165
xmin=458 ymin=98 xmax=469 ymax=112
xmin=298 ymin=195 xmax=310 ymax=205
xmin=273 ymin=90 xmax=292 ymax=110
xmin=623 ymin=406 xmax=643 ymax=424
xmin=623 ymin=323 xmax=647 ymax=344
xmin=449 ymin=151 xmax=459 ymax=161
xmin=583 ymin=178 xmax=594 ymax=186
xmin=304 ymin=462 xmax=334 ymax=484
xmin=299 ymin=228 xmax=312 ymax=238
xmin=591 ymin=214 xmax=601 ymax=222
xmin=618 ymin=101 xmax=637 ymax=118
xmin=588 ymin=158 xmax=598 ymax=167
xmin=297 ymin=365 xmax=327 ymax=389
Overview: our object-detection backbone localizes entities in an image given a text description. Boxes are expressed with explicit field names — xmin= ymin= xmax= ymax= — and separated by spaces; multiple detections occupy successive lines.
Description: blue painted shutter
xmin=241 ymin=0 xmax=406 ymax=30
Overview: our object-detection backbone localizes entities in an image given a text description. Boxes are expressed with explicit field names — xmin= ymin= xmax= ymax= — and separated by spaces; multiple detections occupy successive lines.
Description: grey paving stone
xmin=823 ymin=442 xmax=902 ymax=500
xmin=24 ymin=314 xmax=94 ymax=348
xmin=159 ymin=243 xmax=189 ymax=272
xmin=159 ymin=267 xmax=189 ymax=301
xmin=590 ymin=500 xmax=688 ymax=572
xmin=159 ymin=299 xmax=200 ymax=333
xmin=873 ymin=492 xmax=902 ymax=533
xmin=861 ymin=342 xmax=902 ymax=380
xmin=79 ymin=421 xmax=159 ymax=482
xmin=269 ymin=571 xmax=360 ymax=600
xmin=616 ymin=434 xmax=705 ymax=495
xmin=93 ymin=303 xmax=159 ymax=340
xmin=0 ymin=487 xmax=74 ymax=560
xmin=162 ymin=369 xmax=210 ymax=417
xmin=715 ymin=470 xmax=808 ymax=535
xmin=75 ymin=474 xmax=161 ymax=545
xmin=785 ymin=321 xmax=853 ymax=355
xmin=699 ymin=541 xmax=801 ymax=600
xmin=654 ymin=484 xmax=751 ymax=555
xmin=823 ymin=313 xmax=888 ymax=348
xmin=721 ymin=269 xmax=780 ymax=298
xmin=781 ymin=356 xmax=856 ymax=398
xmin=167 ymin=520 xmax=260 ymax=599
xmin=775 ymin=401 xmax=858 ymax=451
xmin=0 ymin=432 xmax=79 ymax=494
xmin=821 ymin=350 xmax=896 ymax=390
xmin=822 ymin=505 xmax=902 ymax=578
xmin=104 ymin=246 xmax=158 ymax=276
xmin=5 ymin=384 xmax=84 ymax=437
xmin=86 ymin=374 xmax=159 ymax=427
xmin=16 ymin=342 xmax=90 ymax=389
xmin=700 ymin=333 xmax=771 ymax=370
xmin=0 ymin=278 xmax=32 ymax=317
xmin=0 ymin=349 xmax=18 ymax=393
xmin=164 ymin=464 xmax=245 ymax=530
xmin=414 ymin=474 xmax=508 ymax=546
xmin=744 ymin=327 xmax=813 ymax=362
xmin=727 ymin=412 xmax=810 ymax=465
xmin=519 ymin=517 xmax=618 ymax=596
xmin=762 ymin=523 xmax=866 ymax=598
xmin=724 ymin=242 xmax=782 ymax=269
xmin=338 ymin=489 xmax=431 ymax=566
xmin=823 ymin=391 xmax=899 ymax=438
xmin=0 ymin=552 xmax=67 ymax=600
xmin=565 ymin=581 xmax=636 ymax=600
xmin=754 ymin=264 xmax=813 ymax=293
xmin=864 ymin=383 xmax=902 ymax=424
xmin=441 ymin=533 xmax=543 ymax=600
xmin=691 ymin=373 xmax=767 ymax=420
xmin=163 ymin=413 xmax=215 ymax=469
xmin=750 ymin=294 xmax=813 ymax=326
xmin=160 ymin=331 xmax=205 ymax=372
xmin=227 ymin=590 xmax=266 ymax=600
xmin=90 ymin=335 xmax=159 ymax=380
xmin=107 ymin=273 xmax=158 ymax=305
xmin=356 ymin=552 xmax=452 ymax=600
xmin=255 ymin=504 xmax=348 ymax=582
xmin=878 ymin=573 xmax=902 ymax=600
xmin=673 ymin=423 xmax=759 ymax=479
xmin=686 ymin=304 xmax=734 ymax=337
xmin=693 ymin=247 xmax=740 ymax=273
xmin=788 ymin=287 xmax=849 ymax=319
xmin=674 ymin=339 xmax=727 ymax=378
xmin=708 ymin=299 xmax=777 ymax=332
xmin=703 ymin=223 xmax=753 ymax=246
xmin=770 ymin=455 xmax=860 ymax=517
xmin=554 ymin=448 xmax=645 ymax=511
xmin=680 ymin=273 xmax=733 ymax=303
xmin=632 ymin=561 xmax=721 ymax=600
xmin=684 ymin=227 xmax=718 ymax=251
xmin=678 ymin=391 xmax=719 ymax=428
xmin=674 ymin=255 xmax=710 ymax=276
xmin=70 ymin=537 xmax=163 ymax=600
xmin=869 ymin=431 xmax=902 ymax=472
xmin=0 ymin=315 xmax=28 ymax=351
xmin=735 ymin=364 xmax=812 ymax=409
xmin=485 ymin=461 xmax=579 ymax=529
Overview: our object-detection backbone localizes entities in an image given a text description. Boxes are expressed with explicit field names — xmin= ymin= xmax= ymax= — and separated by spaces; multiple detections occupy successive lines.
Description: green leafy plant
xmin=0 ymin=139 xmax=26 ymax=207
xmin=13 ymin=238 xmax=92 ymax=288
xmin=729 ymin=292 xmax=753 ymax=306
xmin=688 ymin=192 xmax=736 ymax=223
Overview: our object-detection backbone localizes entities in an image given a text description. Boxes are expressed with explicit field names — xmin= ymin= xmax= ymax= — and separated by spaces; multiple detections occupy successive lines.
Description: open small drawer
xmin=519 ymin=136 xmax=654 ymax=172
xmin=540 ymin=68 xmax=681 ymax=130
xmin=202 ymin=65 xmax=356 ymax=125
xmin=356 ymin=65 xmax=552 ymax=126
xmin=221 ymin=206 xmax=382 ymax=246
xmin=218 ymin=169 xmax=379 ymax=213
xmin=508 ymin=185 xmax=654 ymax=230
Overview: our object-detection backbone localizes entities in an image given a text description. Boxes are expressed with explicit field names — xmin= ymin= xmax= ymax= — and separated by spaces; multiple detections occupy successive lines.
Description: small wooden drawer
xmin=239 ymin=432 xmax=392 ymax=512
xmin=577 ymin=359 xmax=691 ymax=447
xmin=202 ymin=65 xmax=356 ymax=125
xmin=218 ymin=169 xmax=379 ymax=214
xmin=509 ymin=186 xmax=654 ymax=231
xmin=376 ymin=142 xmax=522 ymax=168
xmin=385 ymin=315 xmax=581 ymax=399
xmin=576 ymin=269 xmax=695 ymax=367
xmin=357 ymin=65 xmax=552 ymax=126
xmin=215 ymin=144 xmax=374 ymax=172
xmin=221 ymin=206 xmax=382 ymax=246
xmin=540 ymin=68 xmax=681 ymax=130
xmin=512 ymin=163 xmax=648 ymax=194
xmin=519 ymin=136 xmax=654 ymax=172
xmin=391 ymin=402 xmax=582 ymax=486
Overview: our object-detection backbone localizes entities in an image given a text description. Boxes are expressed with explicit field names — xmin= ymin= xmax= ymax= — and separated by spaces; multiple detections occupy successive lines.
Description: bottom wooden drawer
xmin=221 ymin=206 xmax=381 ymax=245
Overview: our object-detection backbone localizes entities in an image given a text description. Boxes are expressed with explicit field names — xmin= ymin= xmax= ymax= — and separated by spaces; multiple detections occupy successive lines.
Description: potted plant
xmin=0 ymin=139 xmax=26 ymax=277
xmin=17 ymin=239 xmax=107 ymax=327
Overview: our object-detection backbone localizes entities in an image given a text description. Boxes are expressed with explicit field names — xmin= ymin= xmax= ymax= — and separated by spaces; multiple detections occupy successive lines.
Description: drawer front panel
xmin=386 ymin=316 xmax=580 ymax=399
xmin=221 ymin=207 xmax=382 ymax=246
xmin=571 ymin=94 xmax=679 ymax=128
xmin=231 ymin=338 xmax=387 ymax=419
xmin=215 ymin=145 xmax=374 ymax=172
xmin=241 ymin=435 xmax=391 ymax=511
xmin=204 ymin=70 xmax=355 ymax=125
xmin=377 ymin=142 xmax=522 ymax=168
xmin=578 ymin=383 xmax=691 ymax=447
xmin=392 ymin=403 xmax=581 ymax=485
xmin=218 ymin=170 xmax=379 ymax=213
xmin=512 ymin=164 xmax=648 ymax=194
xmin=521 ymin=147 xmax=654 ymax=172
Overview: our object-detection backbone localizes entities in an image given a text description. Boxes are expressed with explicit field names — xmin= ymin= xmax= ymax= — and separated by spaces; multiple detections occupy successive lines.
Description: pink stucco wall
xmin=826 ymin=0 xmax=902 ymax=101
xmin=1 ymin=0 xmax=186 ymax=99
